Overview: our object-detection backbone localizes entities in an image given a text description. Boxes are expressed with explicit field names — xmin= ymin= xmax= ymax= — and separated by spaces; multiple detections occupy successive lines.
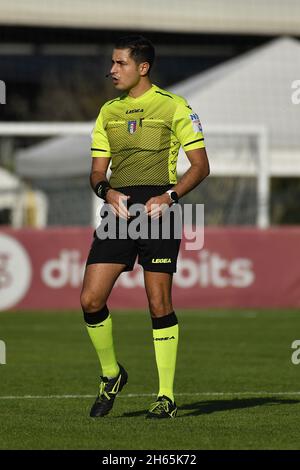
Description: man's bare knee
xmin=148 ymin=298 xmax=173 ymax=318
xmin=80 ymin=291 xmax=106 ymax=313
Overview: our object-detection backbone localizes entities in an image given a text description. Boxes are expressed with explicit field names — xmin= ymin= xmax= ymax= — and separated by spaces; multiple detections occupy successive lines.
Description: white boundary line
xmin=0 ymin=392 xmax=300 ymax=400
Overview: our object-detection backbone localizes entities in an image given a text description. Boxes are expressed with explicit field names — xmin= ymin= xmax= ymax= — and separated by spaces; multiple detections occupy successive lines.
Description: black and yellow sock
xmin=84 ymin=306 xmax=119 ymax=378
xmin=152 ymin=312 xmax=179 ymax=403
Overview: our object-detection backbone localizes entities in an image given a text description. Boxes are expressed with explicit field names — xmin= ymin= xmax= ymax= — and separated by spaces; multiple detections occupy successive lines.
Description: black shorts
xmin=86 ymin=185 xmax=182 ymax=273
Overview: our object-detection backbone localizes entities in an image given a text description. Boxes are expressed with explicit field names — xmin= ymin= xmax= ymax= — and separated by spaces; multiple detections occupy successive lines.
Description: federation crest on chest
xmin=128 ymin=120 xmax=137 ymax=134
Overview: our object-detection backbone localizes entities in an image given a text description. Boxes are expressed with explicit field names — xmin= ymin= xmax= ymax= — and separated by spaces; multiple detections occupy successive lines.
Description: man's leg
xmin=144 ymin=271 xmax=179 ymax=417
xmin=80 ymin=263 xmax=126 ymax=377
xmin=81 ymin=263 xmax=129 ymax=417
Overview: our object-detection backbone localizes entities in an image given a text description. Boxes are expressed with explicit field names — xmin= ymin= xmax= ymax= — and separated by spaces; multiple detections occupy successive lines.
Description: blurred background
xmin=0 ymin=0 xmax=300 ymax=310
xmin=1 ymin=0 xmax=300 ymax=228
xmin=2 ymin=3 xmax=300 ymax=451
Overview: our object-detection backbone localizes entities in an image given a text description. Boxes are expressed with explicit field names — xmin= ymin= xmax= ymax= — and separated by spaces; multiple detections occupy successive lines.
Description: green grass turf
xmin=0 ymin=309 xmax=300 ymax=450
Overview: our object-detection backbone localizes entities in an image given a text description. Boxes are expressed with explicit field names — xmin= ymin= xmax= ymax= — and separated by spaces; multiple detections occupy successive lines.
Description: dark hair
xmin=114 ymin=35 xmax=155 ymax=73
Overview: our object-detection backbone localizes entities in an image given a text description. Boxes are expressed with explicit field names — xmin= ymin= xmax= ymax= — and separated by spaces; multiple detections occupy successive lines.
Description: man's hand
xmin=106 ymin=189 xmax=131 ymax=219
xmin=145 ymin=193 xmax=172 ymax=219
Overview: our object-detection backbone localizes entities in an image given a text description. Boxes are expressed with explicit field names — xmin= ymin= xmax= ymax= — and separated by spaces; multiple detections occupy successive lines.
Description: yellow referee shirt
xmin=91 ymin=84 xmax=205 ymax=188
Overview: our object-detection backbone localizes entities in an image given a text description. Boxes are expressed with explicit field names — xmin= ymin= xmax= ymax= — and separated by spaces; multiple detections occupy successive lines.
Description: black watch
xmin=94 ymin=181 xmax=112 ymax=201
xmin=166 ymin=189 xmax=179 ymax=205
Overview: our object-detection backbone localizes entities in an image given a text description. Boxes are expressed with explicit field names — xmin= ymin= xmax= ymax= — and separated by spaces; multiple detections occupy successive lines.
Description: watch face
xmin=170 ymin=191 xmax=178 ymax=203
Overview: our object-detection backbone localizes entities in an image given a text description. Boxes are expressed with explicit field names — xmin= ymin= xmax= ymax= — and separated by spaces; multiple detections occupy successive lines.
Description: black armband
xmin=94 ymin=181 xmax=112 ymax=201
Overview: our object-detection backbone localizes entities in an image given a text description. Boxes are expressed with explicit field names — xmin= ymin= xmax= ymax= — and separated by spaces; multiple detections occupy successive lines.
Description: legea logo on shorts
xmin=0 ymin=233 xmax=32 ymax=310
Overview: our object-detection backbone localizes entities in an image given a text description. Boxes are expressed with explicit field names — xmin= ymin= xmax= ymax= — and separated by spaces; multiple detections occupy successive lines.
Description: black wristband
xmin=94 ymin=181 xmax=112 ymax=201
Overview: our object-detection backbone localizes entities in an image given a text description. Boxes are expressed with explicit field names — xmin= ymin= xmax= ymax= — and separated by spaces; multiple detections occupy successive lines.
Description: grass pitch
xmin=0 ymin=309 xmax=300 ymax=450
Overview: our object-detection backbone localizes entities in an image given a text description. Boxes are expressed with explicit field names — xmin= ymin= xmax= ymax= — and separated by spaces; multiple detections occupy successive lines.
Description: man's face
xmin=110 ymin=48 xmax=145 ymax=91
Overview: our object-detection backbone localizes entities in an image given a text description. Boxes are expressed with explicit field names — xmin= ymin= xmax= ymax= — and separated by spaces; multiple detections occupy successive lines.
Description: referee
xmin=80 ymin=35 xmax=210 ymax=419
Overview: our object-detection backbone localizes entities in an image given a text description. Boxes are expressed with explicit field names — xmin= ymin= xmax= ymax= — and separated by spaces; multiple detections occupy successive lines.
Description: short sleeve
xmin=173 ymin=103 xmax=205 ymax=152
xmin=91 ymin=108 xmax=111 ymax=158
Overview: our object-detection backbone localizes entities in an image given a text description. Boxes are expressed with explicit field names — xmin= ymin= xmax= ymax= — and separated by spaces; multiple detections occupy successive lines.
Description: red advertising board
xmin=0 ymin=227 xmax=300 ymax=310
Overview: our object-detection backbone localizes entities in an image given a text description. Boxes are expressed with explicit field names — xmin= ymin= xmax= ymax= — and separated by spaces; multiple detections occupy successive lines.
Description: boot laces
xmin=98 ymin=377 xmax=111 ymax=401
xmin=149 ymin=398 xmax=170 ymax=414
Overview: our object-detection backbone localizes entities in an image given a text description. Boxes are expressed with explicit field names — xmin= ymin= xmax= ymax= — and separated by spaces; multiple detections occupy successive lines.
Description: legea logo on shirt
xmin=189 ymin=113 xmax=202 ymax=133
xmin=126 ymin=109 xmax=144 ymax=114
